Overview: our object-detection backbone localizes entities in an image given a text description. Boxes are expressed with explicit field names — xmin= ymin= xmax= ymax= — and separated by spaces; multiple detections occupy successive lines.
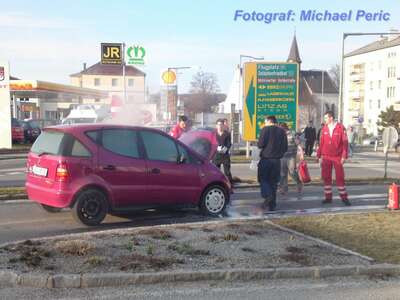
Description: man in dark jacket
xmin=303 ymin=121 xmax=317 ymax=156
xmin=257 ymin=115 xmax=288 ymax=211
xmin=213 ymin=119 xmax=233 ymax=183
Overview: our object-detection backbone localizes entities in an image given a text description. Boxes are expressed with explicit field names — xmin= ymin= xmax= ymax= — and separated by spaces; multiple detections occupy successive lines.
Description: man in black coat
xmin=213 ymin=119 xmax=233 ymax=183
xmin=303 ymin=121 xmax=317 ymax=156
xmin=257 ymin=115 xmax=288 ymax=211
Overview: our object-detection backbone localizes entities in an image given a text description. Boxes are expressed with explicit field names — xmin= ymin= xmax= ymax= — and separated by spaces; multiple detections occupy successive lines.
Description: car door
xmin=94 ymin=128 xmax=148 ymax=207
xmin=139 ymin=129 xmax=202 ymax=205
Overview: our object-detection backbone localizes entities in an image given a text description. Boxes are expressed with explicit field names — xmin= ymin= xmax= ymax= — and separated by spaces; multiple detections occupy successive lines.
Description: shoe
xmin=322 ymin=199 xmax=332 ymax=204
xmin=342 ymin=199 xmax=351 ymax=206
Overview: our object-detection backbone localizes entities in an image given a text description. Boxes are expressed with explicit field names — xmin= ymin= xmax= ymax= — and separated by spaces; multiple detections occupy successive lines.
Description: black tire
xmin=199 ymin=185 xmax=228 ymax=216
xmin=40 ymin=204 xmax=62 ymax=213
xmin=71 ymin=189 xmax=108 ymax=226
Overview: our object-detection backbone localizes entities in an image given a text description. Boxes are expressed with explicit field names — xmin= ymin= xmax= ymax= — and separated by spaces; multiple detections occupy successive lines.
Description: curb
xmin=266 ymin=221 xmax=375 ymax=262
xmin=0 ymin=218 xmax=396 ymax=289
xmin=233 ymin=179 xmax=397 ymax=189
xmin=1 ymin=264 xmax=400 ymax=288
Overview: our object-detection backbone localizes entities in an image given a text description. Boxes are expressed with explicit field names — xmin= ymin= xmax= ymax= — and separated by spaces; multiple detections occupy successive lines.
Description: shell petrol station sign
xmin=243 ymin=62 xmax=299 ymax=141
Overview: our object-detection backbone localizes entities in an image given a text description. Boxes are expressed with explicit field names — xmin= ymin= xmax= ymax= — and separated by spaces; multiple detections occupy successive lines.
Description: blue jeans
xmin=257 ymin=158 xmax=281 ymax=209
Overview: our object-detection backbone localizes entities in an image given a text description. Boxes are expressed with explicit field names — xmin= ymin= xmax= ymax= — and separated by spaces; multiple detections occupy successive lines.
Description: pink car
xmin=26 ymin=124 xmax=231 ymax=226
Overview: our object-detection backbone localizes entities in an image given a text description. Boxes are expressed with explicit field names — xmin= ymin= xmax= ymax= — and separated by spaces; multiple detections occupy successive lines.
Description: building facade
xmin=343 ymin=36 xmax=400 ymax=135
xmin=70 ymin=62 xmax=146 ymax=105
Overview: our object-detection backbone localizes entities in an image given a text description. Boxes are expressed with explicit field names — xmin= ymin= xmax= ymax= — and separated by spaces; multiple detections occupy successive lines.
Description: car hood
xmin=179 ymin=129 xmax=218 ymax=160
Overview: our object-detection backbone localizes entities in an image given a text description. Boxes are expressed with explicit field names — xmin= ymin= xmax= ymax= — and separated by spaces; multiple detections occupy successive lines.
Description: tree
xmin=328 ymin=64 xmax=340 ymax=89
xmin=190 ymin=71 xmax=220 ymax=94
xmin=184 ymin=71 xmax=225 ymax=114
xmin=377 ymin=106 xmax=400 ymax=131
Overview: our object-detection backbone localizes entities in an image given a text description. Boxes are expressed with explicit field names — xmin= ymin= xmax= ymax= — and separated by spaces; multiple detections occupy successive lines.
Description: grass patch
xmin=54 ymin=240 xmax=94 ymax=256
xmin=85 ymin=256 xmax=104 ymax=267
xmin=0 ymin=187 xmax=26 ymax=196
xmin=274 ymin=212 xmax=400 ymax=264
xmin=168 ymin=242 xmax=210 ymax=256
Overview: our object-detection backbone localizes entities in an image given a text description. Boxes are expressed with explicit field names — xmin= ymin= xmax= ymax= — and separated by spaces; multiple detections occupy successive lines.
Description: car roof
xmin=43 ymin=124 xmax=167 ymax=134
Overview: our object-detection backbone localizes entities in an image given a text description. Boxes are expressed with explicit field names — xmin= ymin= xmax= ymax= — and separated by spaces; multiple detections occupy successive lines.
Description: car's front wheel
xmin=72 ymin=189 xmax=108 ymax=226
xmin=40 ymin=204 xmax=62 ymax=213
xmin=199 ymin=185 xmax=228 ymax=216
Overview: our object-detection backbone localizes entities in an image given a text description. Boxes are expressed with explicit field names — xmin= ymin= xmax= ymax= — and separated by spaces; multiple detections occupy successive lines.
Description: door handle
xmin=103 ymin=165 xmax=116 ymax=171
xmin=150 ymin=168 xmax=160 ymax=174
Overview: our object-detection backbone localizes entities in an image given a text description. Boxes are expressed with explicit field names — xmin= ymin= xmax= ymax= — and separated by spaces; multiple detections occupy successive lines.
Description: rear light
xmin=56 ymin=163 xmax=69 ymax=182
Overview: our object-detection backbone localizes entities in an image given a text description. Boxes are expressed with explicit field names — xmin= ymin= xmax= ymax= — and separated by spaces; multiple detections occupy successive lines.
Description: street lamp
xmin=239 ymin=54 xmax=264 ymax=157
xmin=339 ymin=32 xmax=400 ymax=123
xmin=166 ymin=66 xmax=199 ymax=122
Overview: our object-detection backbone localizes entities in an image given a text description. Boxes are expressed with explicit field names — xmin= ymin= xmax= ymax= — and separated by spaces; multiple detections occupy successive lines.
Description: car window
xmin=102 ymin=129 xmax=140 ymax=158
xmin=11 ymin=119 xmax=21 ymax=127
xmin=187 ymin=138 xmax=212 ymax=158
xmin=31 ymin=130 xmax=64 ymax=155
xmin=177 ymin=143 xmax=199 ymax=164
xmin=140 ymin=130 xmax=178 ymax=163
xmin=71 ymin=139 xmax=91 ymax=157
xmin=86 ymin=130 xmax=99 ymax=143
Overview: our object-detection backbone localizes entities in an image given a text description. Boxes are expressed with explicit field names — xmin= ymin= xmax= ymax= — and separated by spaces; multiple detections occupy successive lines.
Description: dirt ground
xmin=0 ymin=220 xmax=371 ymax=275
xmin=274 ymin=211 xmax=400 ymax=264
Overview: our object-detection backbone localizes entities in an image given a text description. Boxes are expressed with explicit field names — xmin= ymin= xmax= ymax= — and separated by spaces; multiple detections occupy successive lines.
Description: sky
xmin=0 ymin=0 xmax=399 ymax=94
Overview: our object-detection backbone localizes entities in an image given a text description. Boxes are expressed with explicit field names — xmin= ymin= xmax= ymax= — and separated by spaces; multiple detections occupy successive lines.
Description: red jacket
xmin=169 ymin=124 xmax=185 ymax=139
xmin=317 ymin=123 xmax=348 ymax=159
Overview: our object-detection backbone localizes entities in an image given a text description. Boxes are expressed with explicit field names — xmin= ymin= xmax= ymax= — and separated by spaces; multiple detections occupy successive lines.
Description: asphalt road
xmin=2 ymin=276 xmax=400 ymax=299
xmin=0 ymin=151 xmax=399 ymax=187
xmin=0 ymin=184 xmax=388 ymax=245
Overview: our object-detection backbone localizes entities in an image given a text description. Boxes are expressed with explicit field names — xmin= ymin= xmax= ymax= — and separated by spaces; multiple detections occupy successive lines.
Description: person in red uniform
xmin=317 ymin=111 xmax=351 ymax=206
xmin=169 ymin=115 xmax=188 ymax=139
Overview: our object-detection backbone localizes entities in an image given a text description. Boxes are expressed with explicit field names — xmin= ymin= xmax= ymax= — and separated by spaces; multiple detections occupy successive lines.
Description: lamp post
xmin=339 ymin=32 xmax=400 ymax=124
xmin=239 ymin=54 xmax=264 ymax=157
xmin=167 ymin=66 xmax=199 ymax=122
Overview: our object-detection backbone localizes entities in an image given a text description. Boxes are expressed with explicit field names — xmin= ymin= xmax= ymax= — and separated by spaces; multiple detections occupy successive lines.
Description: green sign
xmin=243 ymin=62 xmax=299 ymax=140
xmin=126 ymin=45 xmax=146 ymax=65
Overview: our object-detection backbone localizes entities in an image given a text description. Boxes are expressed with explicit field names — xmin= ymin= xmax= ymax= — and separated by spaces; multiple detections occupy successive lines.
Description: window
xmin=140 ymin=130 xmax=178 ymax=162
xmin=31 ymin=130 xmax=64 ymax=155
xmin=94 ymin=78 xmax=100 ymax=86
xmin=378 ymin=61 xmax=382 ymax=70
xmin=378 ymin=80 xmax=382 ymax=89
xmin=71 ymin=139 xmax=91 ymax=157
xmin=378 ymin=100 xmax=381 ymax=109
xmin=369 ymin=100 xmax=372 ymax=109
xmin=86 ymin=130 xmax=100 ymax=143
xmin=177 ymin=143 xmax=198 ymax=164
xmin=102 ymin=129 xmax=140 ymax=158
xmin=128 ymin=79 xmax=134 ymax=87
xmin=370 ymin=81 xmax=373 ymax=91
xmin=112 ymin=78 xmax=118 ymax=86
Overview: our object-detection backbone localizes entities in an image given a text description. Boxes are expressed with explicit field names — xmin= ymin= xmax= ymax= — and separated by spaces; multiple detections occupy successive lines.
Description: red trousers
xmin=321 ymin=156 xmax=348 ymax=201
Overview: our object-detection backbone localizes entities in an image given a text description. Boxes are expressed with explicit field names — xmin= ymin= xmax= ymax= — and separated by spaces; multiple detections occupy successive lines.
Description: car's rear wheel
xmin=199 ymin=185 xmax=227 ymax=216
xmin=40 ymin=204 xmax=62 ymax=213
xmin=72 ymin=189 xmax=108 ymax=226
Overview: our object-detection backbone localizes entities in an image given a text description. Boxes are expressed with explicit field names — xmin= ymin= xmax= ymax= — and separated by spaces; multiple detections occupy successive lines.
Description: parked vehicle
xmin=61 ymin=104 xmax=109 ymax=125
xmin=20 ymin=120 xmax=42 ymax=143
xmin=26 ymin=124 xmax=231 ymax=226
xmin=11 ymin=118 xmax=24 ymax=144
